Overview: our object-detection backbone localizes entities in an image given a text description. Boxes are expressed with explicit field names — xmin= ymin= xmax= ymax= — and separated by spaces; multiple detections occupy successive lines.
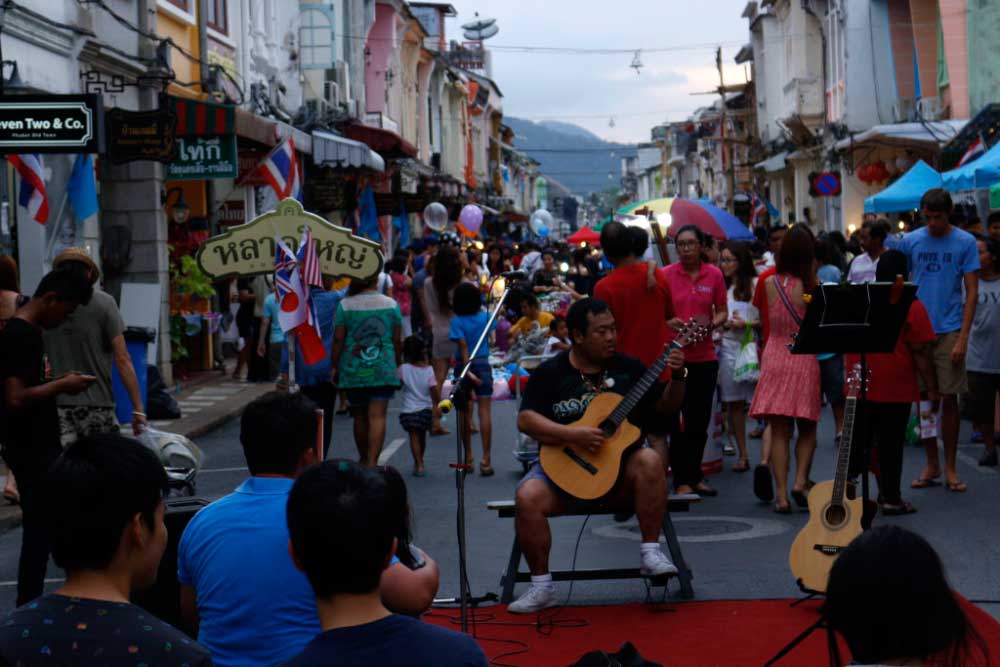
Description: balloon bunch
xmin=530 ymin=209 xmax=552 ymax=238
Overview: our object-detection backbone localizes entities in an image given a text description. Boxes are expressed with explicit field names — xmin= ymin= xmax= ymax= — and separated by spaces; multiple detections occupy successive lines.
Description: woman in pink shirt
xmin=661 ymin=226 xmax=729 ymax=496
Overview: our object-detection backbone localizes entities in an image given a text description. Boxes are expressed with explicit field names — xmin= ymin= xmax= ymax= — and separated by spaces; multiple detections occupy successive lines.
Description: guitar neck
xmin=830 ymin=396 xmax=857 ymax=506
xmin=606 ymin=342 xmax=676 ymax=427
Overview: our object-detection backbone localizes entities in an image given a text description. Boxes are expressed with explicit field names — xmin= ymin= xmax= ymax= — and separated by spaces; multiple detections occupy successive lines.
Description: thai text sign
xmin=106 ymin=108 xmax=177 ymax=164
xmin=168 ymin=135 xmax=237 ymax=179
xmin=196 ymin=198 xmax=383 ymax=280
xmin=0 ymin=94 xmax=101 ymax=153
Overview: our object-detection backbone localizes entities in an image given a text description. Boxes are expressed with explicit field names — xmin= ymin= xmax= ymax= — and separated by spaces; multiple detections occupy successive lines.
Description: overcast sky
xmin=445 ymin=1 xmax=752 ymax=144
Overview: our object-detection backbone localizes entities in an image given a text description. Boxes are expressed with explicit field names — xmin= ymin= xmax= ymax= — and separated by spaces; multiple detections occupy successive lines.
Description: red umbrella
xmin=566 ymin=225 xmax=600 ymax=246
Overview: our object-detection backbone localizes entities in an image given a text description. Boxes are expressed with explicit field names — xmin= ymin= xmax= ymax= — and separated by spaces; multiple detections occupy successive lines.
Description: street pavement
xmin=0 ymin=395 xmax=997 ymax=623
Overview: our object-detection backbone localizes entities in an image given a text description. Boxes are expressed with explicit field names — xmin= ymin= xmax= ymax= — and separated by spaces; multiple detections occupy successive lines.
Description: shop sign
xmin=196 ymin=198 xmax=384 ymax=280
xmin=217 ymin=200 xmax=246 ymax=226
xmin=168 ymin=135 xmax=238 ymax=180
xmin=307 ymin=168 xmax=351 ymax=212
xmin=105 ymin=108 xmax=177 ymax=164
xmin=237 ymin=149 xmax=269 ymax=185
xmin=0 ymin=94 xmax=102 ymax=153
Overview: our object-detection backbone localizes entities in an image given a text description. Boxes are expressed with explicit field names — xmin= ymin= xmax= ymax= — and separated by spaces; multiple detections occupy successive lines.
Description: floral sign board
xmin=196 ymin=198 xmax=383 ymax=281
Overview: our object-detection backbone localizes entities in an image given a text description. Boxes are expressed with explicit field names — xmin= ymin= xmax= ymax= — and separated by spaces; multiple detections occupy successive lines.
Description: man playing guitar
xmin=510 ymin=298 xmax=686 ymax=614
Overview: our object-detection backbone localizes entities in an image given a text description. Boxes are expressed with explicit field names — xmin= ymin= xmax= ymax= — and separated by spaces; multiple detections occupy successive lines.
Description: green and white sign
xmin=167 ymin=135 xmax=237 ymax=180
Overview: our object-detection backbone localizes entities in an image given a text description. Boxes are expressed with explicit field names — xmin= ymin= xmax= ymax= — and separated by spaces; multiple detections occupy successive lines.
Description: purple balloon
xmin=459 ymin=204 xmax=484 ymax=234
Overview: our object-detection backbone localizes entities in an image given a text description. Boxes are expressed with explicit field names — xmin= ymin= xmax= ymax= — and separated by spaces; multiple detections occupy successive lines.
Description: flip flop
xmin=773 ymin=502 xmax=792 ymax=515
xmin=479 ymin=464 xmax=495 ymax=477
xmin=946 ymin=481 xmax=968 ymax=493
xmin=911 ymin=477 xmax=942 ymax=489
xmin=732 ymin=460 xmax=750 ymax=473
xmin=880 ymin=501 xmax=917 ymax=515
xmin=790 ymin=480 xmax=815 ymax=509
xmin=753 ymin=464 xmax=774 ymax=502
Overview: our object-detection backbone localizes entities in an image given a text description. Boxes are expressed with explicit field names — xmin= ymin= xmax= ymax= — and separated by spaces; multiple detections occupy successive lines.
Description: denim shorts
xmin=467 ymin=358 xmax=494 ymax=398
xmin=346 ymin=386 xmax=397 ymax=407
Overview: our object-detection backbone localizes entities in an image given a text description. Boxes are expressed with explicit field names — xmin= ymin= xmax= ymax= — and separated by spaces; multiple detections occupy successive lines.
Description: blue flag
xmin=67 ymin=154 xmax=98 ymax=221
xmin=357 ymin=185 xmax=381 ymax=243
xmin=392 ymin=200 xmax=409 ymax=248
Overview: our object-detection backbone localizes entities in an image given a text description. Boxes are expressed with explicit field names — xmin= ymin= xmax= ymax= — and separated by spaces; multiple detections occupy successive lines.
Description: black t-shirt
xmin=0 ymin=594 xmax=212 ymax=666
xmin=0 ymin=318 xmax=61 ymax=477
xmin=281 ymin=614 xmax=487 ymax=667
xmin=519 ymin=351 xmax=663 ymax=428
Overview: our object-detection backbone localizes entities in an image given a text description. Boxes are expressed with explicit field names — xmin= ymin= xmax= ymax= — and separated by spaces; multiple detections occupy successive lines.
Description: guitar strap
xmin=773 ymin=275 xmax=804 ymax=327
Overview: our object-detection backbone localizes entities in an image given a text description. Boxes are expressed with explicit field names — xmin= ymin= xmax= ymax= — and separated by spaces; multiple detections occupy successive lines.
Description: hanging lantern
xmin=876 ymin=161 xmax=891 ymax=182
xmin=857 ymin=164 xmax=870 ymax=184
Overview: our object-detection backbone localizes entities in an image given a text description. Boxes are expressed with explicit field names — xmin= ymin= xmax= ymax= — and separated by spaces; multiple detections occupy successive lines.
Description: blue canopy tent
xmin=864 ymin=160 xmax=942 ymax=213
xmin=942 ymin=139 xmax=1000 ymax=191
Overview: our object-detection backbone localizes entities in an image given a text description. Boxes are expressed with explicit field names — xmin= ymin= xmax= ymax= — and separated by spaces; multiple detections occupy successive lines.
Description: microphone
xmin=438 ymin=399 xmax=454 ymax=414
xmin=500 ymin=270 xmax=526 ymax=280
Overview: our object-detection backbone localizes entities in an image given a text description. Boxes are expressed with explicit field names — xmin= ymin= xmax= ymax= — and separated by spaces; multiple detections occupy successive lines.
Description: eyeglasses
xmin=676 ymin=241 xmax=700 ymax=249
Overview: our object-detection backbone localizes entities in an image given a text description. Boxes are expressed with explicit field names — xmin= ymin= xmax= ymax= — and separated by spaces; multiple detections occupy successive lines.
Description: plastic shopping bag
xmin=732 ymin=325 xmax=760 ymax=383
xmin=136 ymin=427 xmax=204 ymax=472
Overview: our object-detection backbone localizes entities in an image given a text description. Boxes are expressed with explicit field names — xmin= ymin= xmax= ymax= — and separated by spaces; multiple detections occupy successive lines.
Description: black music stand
xmin=764 ymin=281 xmax=914 ymax=667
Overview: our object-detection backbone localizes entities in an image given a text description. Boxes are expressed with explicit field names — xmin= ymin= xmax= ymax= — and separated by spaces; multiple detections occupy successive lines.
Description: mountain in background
xmin=504 ymin=117 xmax=637 ymax=197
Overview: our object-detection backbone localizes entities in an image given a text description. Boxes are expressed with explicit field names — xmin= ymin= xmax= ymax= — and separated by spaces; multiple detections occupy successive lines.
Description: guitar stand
xmin=763 ymin=617 xmax=828 ymax=667
xmin=788 ymin=578 xmax=824 ymax=608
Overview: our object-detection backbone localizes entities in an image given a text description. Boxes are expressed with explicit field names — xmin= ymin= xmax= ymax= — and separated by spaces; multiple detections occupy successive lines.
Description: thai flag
xmin=258 ymin=136 xmax=303 ymax=201
xmin=957 ymin=136 xmax=985 ymax=167
xmin=749 ymin=192 xmax=767 ymax=227
xmin=8 ymin=154 xmax=49 ymax=224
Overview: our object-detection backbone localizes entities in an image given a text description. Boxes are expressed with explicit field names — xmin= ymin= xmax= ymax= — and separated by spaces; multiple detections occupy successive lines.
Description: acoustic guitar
xmin=538 ymin=317 xmax=709 ymax=500
xmin=788 ymin=366 xmax=867 ymax=593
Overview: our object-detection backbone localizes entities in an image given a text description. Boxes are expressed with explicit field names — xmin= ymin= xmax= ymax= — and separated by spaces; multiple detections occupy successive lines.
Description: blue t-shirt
xmin=263 ymin=293 xmax=285 ymax=343
xmin=282 ymin=288 xmax=345 ymax=386
xmin=817 ymin=264 xmax=842 ymax=284
xmin=897 ymin=226 xmax=980 ymax=334
xmin=449 ymin=311 xmax=495 ymax=361
xmin=280 ymin=614 xmax=488 ymax=667
xmin=178 ymin=477 xmax=320 ymax=667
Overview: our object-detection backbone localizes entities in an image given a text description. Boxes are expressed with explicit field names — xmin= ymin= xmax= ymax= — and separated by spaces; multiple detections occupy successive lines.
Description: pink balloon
xmin=459 ymin=204 xmax=484 ymax=234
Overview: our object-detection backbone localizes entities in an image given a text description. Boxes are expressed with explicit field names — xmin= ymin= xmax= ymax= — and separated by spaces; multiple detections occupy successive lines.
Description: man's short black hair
xmin=46 ymin=433 xmax=167 ymax=572
xmin=521 ymin=293 xmax=539 ymax=309
xmin=600 ymin=221 xmax=634 ymax=263
xmin=862 ymin=218 xmax=890 ymax=242
xmin=240 ymin=391 xmax=319 ymax=476
xmin=541 ymin=249 xmax=555 ymax=259
xmin=287 ymin=460 xmax=394 ymax=598
xmin=920 ymin=188 xmax=953 ymax=213
xmin=34 ymin=267 xmax=93 ymax=305
xmin=566 ymin=297 xmax=611 ymax=339
xmin=628 ymin=226 xmax=649 ymax=257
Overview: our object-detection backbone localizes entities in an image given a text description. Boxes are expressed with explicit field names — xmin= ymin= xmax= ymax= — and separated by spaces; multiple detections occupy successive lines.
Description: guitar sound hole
xmin=598 ymin=420 xmax=615 ymax=438
xmin=824 ymin=504 xmax=847 ymax=527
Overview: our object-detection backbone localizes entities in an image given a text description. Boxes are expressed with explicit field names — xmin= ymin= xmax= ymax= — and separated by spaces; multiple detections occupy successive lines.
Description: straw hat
xmin=53 ymin=247 xmax=100 ymax=284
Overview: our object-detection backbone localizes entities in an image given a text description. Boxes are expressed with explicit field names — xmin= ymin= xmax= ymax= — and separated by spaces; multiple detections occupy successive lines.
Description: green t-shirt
xmin=44 ymin=289 xmax=125 ymax=407
xmin=334 ymin=292 xmax=402 ymax=388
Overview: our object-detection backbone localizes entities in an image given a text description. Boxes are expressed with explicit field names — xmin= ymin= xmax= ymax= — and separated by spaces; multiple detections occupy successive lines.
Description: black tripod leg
xmin=763 ymin=618 xmax=826 ymax=667
xmin=500 ymin=536 xmax=522 ymax=604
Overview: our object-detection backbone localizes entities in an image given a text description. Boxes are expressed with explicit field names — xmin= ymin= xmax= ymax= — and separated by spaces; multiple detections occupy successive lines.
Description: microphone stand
xmin=437 ymin=275 xmax=517 ymax=633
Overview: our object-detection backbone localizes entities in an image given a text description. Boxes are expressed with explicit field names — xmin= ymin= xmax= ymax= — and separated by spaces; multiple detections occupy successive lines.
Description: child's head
xmin=403 ymin=335 xmax=428 ymax=365
xmin=452 ymin=281 xmax=483 ymax=317
xmin=987 ymin=211 xmax=1000 ymax=242
xmin=521 ymin=293 xmax=540 ymax=317
xmin=550 ymin=316 xmax=568 ymax=340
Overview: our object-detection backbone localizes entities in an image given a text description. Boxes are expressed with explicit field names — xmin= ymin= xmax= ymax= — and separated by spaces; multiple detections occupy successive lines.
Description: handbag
xmin=772 ymin=276 xmax=830 ymax=359
xmin=733 ymin=324 xmax=760 ymax=383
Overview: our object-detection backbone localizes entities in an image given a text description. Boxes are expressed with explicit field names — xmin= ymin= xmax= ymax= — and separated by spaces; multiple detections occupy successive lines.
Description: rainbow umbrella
xmin=617 ymin=197 xmax=754 ymax=241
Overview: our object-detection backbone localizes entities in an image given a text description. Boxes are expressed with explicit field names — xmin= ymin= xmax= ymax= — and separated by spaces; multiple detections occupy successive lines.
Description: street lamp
xmin=161 ymin=187 xmax=191 ymax=224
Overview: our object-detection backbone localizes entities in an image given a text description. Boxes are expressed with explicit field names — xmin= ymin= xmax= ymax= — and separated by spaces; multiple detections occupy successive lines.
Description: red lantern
xmin=857 ymin=164 xmax=870 ymax=183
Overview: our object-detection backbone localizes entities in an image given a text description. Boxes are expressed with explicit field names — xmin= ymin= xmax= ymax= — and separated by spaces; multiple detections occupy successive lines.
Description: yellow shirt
xmin=513 ymin=311 xmax=555 ymax=336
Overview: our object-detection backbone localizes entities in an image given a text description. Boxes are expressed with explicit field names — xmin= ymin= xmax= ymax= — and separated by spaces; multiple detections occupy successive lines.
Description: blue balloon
xmin=538 ymin=225 xmax=550 ymax=238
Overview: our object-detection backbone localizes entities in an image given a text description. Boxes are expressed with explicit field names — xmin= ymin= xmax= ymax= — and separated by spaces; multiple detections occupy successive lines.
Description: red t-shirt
xmin=593 ymin=263 xmax=673 ymax=379
xmin=660 ymin=262 xmax=727 ymax=363
xmin=844 ymin=300 xmax=935 ymax=403
xmin=752 ymin=267 xmax=777 ymax=347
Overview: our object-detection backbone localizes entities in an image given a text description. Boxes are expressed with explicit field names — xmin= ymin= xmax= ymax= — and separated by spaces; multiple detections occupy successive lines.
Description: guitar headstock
xmin=846 ymin=363 xmax=871 ymax=399
xmin=673 ymin=315 xmax=711 ymax=349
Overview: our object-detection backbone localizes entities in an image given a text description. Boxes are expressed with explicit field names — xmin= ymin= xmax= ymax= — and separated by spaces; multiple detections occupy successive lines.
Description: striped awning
xmin=168 ymin=97 xmax=236 ymax=137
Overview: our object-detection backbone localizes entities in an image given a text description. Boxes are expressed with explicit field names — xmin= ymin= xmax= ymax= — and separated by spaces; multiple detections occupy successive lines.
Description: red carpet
xmin=427 ymin=598 xmax=1000 ymax=667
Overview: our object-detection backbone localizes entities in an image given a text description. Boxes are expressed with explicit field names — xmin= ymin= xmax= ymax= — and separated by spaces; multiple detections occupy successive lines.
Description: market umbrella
xmin=617 ymin=197 xmax=754 ymax=241
xmin=566 ymin=225 xmax=600 ymax=246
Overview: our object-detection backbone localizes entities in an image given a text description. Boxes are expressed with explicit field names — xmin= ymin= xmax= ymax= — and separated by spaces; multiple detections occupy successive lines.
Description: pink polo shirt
xmin=660 ymin=262 xmax=727 ymax=363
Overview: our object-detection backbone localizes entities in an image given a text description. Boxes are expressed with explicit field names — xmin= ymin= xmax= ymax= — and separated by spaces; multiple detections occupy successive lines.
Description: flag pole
xmin=287 ymin=331 xmax=298 ymax=394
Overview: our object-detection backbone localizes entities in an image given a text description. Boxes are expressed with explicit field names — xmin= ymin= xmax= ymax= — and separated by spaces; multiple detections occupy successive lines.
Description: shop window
xmin=207 ymin=0 xmax=228 ymax=34
xmin=300 ymin=6 xmax=336 ymax=70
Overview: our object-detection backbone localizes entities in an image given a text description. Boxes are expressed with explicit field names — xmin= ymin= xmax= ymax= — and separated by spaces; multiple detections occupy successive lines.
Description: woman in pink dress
xmin=750 ymin=224 xmax=820 ymax=513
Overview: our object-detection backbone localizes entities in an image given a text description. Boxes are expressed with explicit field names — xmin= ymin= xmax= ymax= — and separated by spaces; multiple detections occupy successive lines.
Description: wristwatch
xmin=672 ymin=367 xmax=688 ymax=381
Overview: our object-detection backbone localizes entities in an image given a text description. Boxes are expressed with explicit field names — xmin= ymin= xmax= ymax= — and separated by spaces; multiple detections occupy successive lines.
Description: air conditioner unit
xmin=306 ymin=98 xmax=331 ymax=119
xmin=893 ymin=98 xmax=916 ymax=122
xmin=917 ymin=97 xmax=943 ymax=120
xmin=324 ymin=81 xmax=342 ymax=107
xmin=348 ymin=99 xmax=361 ymax=119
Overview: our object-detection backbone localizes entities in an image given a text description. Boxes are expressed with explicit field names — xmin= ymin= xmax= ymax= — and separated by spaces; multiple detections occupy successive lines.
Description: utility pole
xmin=716 ymin=47 xmax=736 ymax=212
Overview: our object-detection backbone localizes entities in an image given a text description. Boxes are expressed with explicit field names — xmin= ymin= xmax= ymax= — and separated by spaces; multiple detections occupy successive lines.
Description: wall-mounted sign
xmin=196 ymin=198 xmax=384 ymax=280
xmin=217 ymin=200 xmax=246 ymax=226
xmin=306 ymin=167 xmax=352 ymax=212
xmin=0 ymin=94 xmax=102 ymax=153
xmin=809 ymin=171 xmax=842 ymax=197
xmin=237 ymin=149 xmax=268 ymax=185
xmin=168 ymin=135 xmax=238 ymax=180
xmin=105 ymin=108 xmax=177 ymax=164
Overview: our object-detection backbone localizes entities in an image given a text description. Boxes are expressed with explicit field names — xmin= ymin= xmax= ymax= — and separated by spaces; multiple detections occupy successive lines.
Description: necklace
xmin=580 ymin=369 xmax=607 ymax=395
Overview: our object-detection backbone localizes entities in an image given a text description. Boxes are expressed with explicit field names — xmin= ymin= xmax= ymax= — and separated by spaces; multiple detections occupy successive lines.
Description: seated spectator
xmin=378 ymin=466 xmax=440 ymax=616
xmin=0 ymin=433 xmax=212 ymax=666
xmin=824 ymin=525 xmax=988 ymax=667
xmin=507 ymin=293 xmax=554 ymax=345
xmin=178 ymin=392 xmax=323 ymax=666
xmin=283 ymin=460 xmax=488 ymax=667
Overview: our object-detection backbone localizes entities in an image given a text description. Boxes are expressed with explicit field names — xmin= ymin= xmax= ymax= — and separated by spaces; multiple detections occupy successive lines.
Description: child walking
xmin=397 ymin=336 xmax=440 ymax=476
xmin=449 ymin=282 xmax=495 ymax=476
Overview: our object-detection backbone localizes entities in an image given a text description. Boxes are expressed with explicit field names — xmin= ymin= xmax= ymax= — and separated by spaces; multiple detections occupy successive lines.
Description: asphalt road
xmin=0 ymin=396 xmax=997 ymax=623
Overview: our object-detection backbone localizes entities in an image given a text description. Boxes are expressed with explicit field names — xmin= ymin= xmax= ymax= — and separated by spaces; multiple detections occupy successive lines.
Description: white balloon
xmin=423 ymin=202 xmax=449 ymax=232
xmin=530 ymin=209 xmax=554 ymax=235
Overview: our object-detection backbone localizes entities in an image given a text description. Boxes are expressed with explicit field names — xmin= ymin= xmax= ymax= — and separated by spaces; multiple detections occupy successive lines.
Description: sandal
xmin=753 ymin=465 xmax=774 ymax=502
xmin=479 ymin=463 xmax=495 ymax=477
xmin=880 ymin=500 xmax=917 ymax=515
xmin=790 ymin=480 xmax=815 ymax=509
xmin=773 ymin=501 xmax=792 ymax=515
xmin=732 ymin=459 xmax=750 ymax=473
xmin=946 ymin=481 xmax=968 ymax=493
xmin=911 ymin=476 xmax=942 ymax=489
xmin=431 ymin=425 xmax=451 ymax=436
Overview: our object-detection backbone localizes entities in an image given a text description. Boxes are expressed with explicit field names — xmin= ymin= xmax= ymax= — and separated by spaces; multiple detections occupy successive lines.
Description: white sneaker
xmin=640 ymin=548 xmax=678 ymax=577
xmin=507 ymin=584 xmax=557 ymax=614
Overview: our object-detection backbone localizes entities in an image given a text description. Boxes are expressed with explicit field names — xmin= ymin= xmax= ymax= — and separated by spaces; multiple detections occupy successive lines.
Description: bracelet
xmin=132 ymin=411 xmax=146 ymax=417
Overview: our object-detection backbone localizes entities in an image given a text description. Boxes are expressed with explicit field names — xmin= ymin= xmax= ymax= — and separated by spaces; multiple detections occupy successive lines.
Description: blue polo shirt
xmin=178 ymin=477 xmax=320 ymax=667
xmin=282 ymin=288 xmax=345 ymax=386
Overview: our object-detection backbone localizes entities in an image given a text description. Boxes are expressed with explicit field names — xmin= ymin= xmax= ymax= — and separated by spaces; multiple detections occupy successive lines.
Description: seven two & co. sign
xmin=0 ymin=94 xmax=103 ymax=153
